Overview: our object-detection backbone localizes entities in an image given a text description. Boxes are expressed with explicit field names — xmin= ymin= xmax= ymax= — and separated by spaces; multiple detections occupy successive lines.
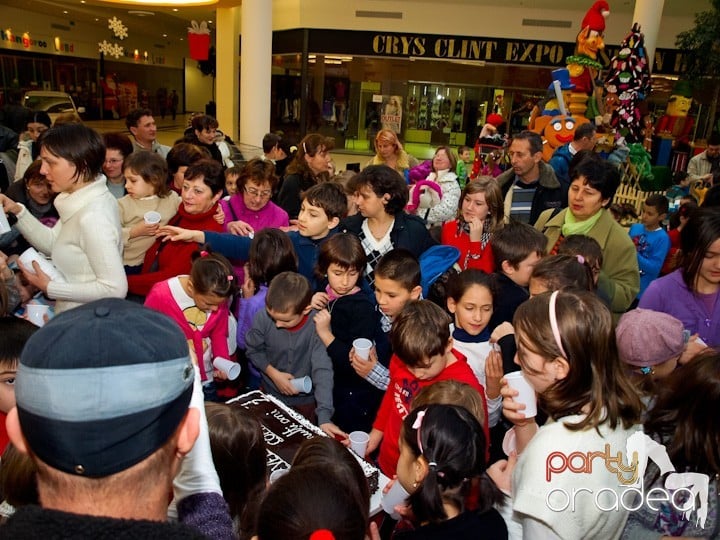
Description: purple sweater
xmin=638 ymin=269 xmax=720 ymax=347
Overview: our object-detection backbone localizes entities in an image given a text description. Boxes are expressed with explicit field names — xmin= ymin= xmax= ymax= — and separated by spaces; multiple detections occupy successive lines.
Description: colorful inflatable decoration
xmin=656 ymin=80 xmax=695 ymax=145
xmin=532 ymin=75 xmax=590 ymax=161
xmin=567 ymin=1 xmax=609 ymax=95
xmin=603 ymin=23 xmax=651 ymax=143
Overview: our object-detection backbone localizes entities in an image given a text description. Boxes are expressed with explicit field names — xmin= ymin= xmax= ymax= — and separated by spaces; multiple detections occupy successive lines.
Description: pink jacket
xmin=144 ymin=279 xmax=231 ymax=381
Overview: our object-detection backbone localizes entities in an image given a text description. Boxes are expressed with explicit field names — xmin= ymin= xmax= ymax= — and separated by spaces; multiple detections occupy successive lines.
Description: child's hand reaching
xmin=241 ymin=270 xmax=256 ymax=299
xmin=227 ymin=220 xmax=254 ymax=237
xmin=311 ymin=292 xmax=329 ymax=310
xmin=366 ymin=428 xmax=383 ymax=457
xmin=158 ymin=225 xmax=204 ymax=243
xmin=487 ymin=452 xmax=517 ymax=495
xmin=129 ymin=221 xmax=159 ymax=239
xmin=319 ymin=422 xmax=348 ymax=442
xmin=485 ymin=349 xmax=503 ymax=400
xmin=349 ymin=346 xmax=377 ymax=378
xmin=266 ymin=366 xmax=298 ymax=396
xmin=490 ymin=321 xmax=514 ymax=343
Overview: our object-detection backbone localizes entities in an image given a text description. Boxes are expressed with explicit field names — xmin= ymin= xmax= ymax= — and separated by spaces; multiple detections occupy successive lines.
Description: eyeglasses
xmin=104 ymin=158 xmax=123 ymax=165
xmin=245 ymin=187 xmax=272 ymax=198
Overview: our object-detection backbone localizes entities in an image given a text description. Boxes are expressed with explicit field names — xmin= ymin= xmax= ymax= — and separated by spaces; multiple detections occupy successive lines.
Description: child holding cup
xmin=489 ymin=290 xmax=643 ymax=539
xmin=117 ymin=152 xmax=181 ymax=274
xmin=311 ymin=233 xmax=381 ymax=434
xmin=144 ymin=247 xmax=239 ymax=402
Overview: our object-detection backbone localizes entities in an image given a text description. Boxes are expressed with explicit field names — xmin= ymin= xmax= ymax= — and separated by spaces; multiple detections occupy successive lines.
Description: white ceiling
xmin=2 ymin=0 xmax=713 ymax=44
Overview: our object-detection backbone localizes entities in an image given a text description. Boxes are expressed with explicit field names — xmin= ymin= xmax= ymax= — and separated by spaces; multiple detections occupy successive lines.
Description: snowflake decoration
xmin=108 ymin=16 xmax=128 ymax=40
xmin=98 ymin=40 xmax=124 ymax=59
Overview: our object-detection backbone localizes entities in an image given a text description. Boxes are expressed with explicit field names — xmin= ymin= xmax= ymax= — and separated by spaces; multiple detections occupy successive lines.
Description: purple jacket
xmin=639 ymin=269 xmax=720 ymax=347
xmin=220 ymin=195 xmax=289 ymax=232
xmin=220 ymin=196 xmax=289 ymax=279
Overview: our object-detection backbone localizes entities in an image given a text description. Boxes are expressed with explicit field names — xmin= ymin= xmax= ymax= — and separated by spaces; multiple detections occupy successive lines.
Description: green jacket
xmin=535 ymin=208 xmax=640 ymax=316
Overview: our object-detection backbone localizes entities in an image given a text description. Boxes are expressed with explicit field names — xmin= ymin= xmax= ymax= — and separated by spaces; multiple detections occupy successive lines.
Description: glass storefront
xmin=270 ymin=53 xmax=547 ymax=158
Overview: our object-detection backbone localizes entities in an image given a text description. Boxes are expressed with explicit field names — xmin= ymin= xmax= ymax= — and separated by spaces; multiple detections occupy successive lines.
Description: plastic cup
xmin=212 ymin=357 xmax=241 ymax=380
xmin=349 ymin=431 xmax=369 ymax=458
xmin=504 ymin=371 xmax=537 ymax=418
xmin=26 ymin=303 xmax=51 ymax=328
xmin=290 ymin=376 xmax=312 ymax=393
xmin=18 ymin=247 xmax=65 ymax=282
xmin=381 ymin=480 xmax=410 ymax=519
xmin=0 ymin=211 xmax=10 ymax=234
xmin=269 ymin=468 xmax=288 ymax=484
xmin=353 ymin=338 xmax=373 ymax=360
xmin=144 ymin=211 xmax=161 ymax=225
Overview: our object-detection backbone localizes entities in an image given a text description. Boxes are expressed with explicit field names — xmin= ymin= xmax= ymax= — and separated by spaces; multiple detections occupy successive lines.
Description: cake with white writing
xmin=227 ymin=390 xmax=379 ymax=493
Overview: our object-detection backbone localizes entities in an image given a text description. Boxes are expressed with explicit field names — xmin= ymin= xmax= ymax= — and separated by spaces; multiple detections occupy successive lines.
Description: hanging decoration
xmin=188 ymin=20 xmax=211 ymax=61
xmin=98 ymin=39 xmax=124 ymax=59
xmin=108 ymin=16 xmax=128 ymax=40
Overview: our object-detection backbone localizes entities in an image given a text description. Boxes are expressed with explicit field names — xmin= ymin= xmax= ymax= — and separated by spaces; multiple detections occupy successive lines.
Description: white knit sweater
xmin=15 ymin=175 xmax=127 ymax=313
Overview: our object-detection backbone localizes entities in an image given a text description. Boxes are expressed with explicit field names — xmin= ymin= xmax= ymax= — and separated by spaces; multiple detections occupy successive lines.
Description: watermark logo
xmin=544 ymin=431 xmax=710 ymax=527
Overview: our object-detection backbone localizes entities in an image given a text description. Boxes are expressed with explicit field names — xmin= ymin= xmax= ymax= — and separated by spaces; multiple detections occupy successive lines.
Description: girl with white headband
xmin=488 ymin=289 xmax=642 ymax=539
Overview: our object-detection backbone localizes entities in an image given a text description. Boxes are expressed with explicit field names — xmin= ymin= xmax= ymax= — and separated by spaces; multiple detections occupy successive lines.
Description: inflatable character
xmin=604 ymin=23 xmax=651 ymax=143
xmin=656 ymin=80 xmax=695 ymax=145
xmin=532 ymin=76 xmax=590 ymax=161
xmin=567 ymin=1 xmax=609 ymax=95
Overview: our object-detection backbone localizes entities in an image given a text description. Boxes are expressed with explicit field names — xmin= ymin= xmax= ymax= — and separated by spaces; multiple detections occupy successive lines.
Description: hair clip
xmin=412 ymin=410 xmax=427 ymax=455
xmin=200 ymin=250 xmax=209 ymax=257
xmin=548 ymin=290 xmax=568 ymax=359
xmin=639 ymin=366 xmax=654 ymax=375
xmin=309 ymin=530 xmax=335 ymax=540
xmin=227 ymin=275 xmax=234 ymax=281
xmin=302 ymin=141 xmax=307 ymax=154
xmin=576 ymin=254 xmax=586 ymax=265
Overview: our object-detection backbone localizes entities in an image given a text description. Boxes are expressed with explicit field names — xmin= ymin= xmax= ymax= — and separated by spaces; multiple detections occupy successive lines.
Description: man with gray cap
xmin=3 ymin=298 xmax=231 ymax=538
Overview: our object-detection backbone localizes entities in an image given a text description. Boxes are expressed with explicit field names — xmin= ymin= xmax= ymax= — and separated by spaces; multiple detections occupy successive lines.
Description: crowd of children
xmin=0 ymin=128 xmax=719 ymax=540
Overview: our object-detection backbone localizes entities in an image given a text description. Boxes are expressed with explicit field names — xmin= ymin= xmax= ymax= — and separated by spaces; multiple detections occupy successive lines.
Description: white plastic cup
xmin=353 ymin=338 xmax=373 ymax=360
xmin=212 ymin=357 xmax=241 ymax=380
xmin=381 ymin=480 xmax=410 ymax=519
xmin=349 ymin=431 xmax=369 ymax=458
xmin=269 ymin=468 xmax=289 ymax=484
xmin=504 ymin=371 xmax=537 ymax=418
xmin=18 ymin=247 xmax=65 ymax=282
xmin=144 ymin=211 xmax=161 ymax=225
xmin=0 ymin=211 xmax=10 ymax=234
xmin=290 ymin=376 xmax=312 ymax=393
xmin=26 ymin=303 xmax=51 ymax=328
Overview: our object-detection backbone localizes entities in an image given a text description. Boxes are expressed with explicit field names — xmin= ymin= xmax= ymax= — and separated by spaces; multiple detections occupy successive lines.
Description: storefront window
xmin=270 ymin=52 xmax=550 ymax=158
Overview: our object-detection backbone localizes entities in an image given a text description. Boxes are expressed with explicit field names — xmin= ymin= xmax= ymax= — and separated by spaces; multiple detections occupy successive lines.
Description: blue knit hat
xmin=16 ymin=298 xmax=194 ymax=477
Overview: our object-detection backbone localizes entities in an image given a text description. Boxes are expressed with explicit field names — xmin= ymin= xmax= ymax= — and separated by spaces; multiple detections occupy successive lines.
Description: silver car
xmin=22 ymin=91 xmax=85 ymax=124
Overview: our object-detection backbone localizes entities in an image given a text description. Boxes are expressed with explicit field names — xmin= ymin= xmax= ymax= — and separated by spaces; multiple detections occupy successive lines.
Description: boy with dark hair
xmin=366 ymin=300 xmax=488 ymax=477
xmin=489 ymin=221 xmax=547 ymax=330
xmin=0 ymin=318 xmax=36 ymax=454
xmin=163 ymin=182 xmax=348 ymax=289
xmin=629 ymin=194 xmax=671 ymax=300
xmin=349 ymin=249 xmax=422 ymax=392
xmin=245 ymin=271 xmax=344 ymax=439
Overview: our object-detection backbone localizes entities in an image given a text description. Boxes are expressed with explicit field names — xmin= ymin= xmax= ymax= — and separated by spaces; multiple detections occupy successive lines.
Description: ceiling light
xmin=172 ymin=8 xmax=178 ymax=11
xmin=100 ymin=0 xmax=217 ymax=5
xmin=63 ymin=10 xmax=68 ymax=14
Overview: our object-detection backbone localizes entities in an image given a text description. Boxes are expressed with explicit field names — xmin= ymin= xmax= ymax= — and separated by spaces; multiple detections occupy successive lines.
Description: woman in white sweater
xmin=0 ymin=124 xmax=127 ymax=313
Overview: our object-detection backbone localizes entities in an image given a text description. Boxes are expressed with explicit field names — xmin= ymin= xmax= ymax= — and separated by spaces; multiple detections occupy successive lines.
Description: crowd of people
xmin=0 ymin=105 xmax=717 ymax=540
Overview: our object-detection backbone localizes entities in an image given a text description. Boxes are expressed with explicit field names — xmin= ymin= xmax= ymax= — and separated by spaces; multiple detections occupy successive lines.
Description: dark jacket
xmin=340 ymin=212 xmax=437 ymax=259
xmin=496 ymin=161 xmax=564 ymax=225
xmin=325 ymin=292 xmax=384 ymax=433
xmin=276 ymin=171 xmax=316 ymax=219
xmin=1 ymin=505 xmax=209 ymax=539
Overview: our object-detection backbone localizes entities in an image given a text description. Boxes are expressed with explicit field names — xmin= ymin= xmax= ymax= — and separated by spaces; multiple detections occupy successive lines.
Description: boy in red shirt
xmin=367 ymin=300 xmax=489 ymax=477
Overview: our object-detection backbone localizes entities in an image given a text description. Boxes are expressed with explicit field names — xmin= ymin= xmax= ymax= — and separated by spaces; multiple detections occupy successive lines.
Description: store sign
xmin=275 ymin=29 xmax=686 ymax=76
